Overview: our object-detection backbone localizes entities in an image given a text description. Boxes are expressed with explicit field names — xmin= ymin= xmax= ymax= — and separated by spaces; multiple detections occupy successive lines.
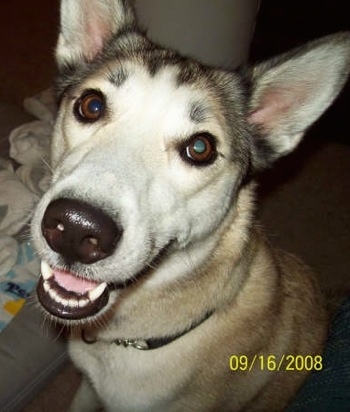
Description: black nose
xmin=41 ymin=198 xmax=122 ymax=264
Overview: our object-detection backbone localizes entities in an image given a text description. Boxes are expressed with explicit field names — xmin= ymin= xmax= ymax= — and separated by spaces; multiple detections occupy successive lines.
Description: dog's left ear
xmin=248 ymin=32 xmax=350 ymax=169
xmin=56 ymin=0 xmax=136 ymax=69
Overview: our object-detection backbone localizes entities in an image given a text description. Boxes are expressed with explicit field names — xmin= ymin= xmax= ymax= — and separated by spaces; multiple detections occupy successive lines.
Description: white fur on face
xmin=32 ymin=63 xmax=240 ymax=286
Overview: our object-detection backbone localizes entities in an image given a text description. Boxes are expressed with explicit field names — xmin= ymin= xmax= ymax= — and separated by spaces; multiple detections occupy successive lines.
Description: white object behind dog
xmin=134 ymin=0 xmax=260 ymax=68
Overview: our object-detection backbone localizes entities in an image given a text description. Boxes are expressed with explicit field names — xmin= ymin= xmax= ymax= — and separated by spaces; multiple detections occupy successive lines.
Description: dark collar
xmin=82 ymin=310 xmax=214 ymax=350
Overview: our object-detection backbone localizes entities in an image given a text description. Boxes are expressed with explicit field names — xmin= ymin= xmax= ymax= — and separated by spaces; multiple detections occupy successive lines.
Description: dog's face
xmin=32 ymin=59 xmax=251 ymax=322
xmin=32 ymin=0 xmax=350 ymax=324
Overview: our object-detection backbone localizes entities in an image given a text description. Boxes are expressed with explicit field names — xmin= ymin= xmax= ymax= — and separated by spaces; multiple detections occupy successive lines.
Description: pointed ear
xmin=248 ymin=32 xmax=350 ymax=169
xmin=56 ymin=0 xmax=136 ymax=69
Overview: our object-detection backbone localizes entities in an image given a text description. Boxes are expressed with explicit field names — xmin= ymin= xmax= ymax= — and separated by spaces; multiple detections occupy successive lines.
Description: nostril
xmin=41 ymin=198 xmax=122 ymax=264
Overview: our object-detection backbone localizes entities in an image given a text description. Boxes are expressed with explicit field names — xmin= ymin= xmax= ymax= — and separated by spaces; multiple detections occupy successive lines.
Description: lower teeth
xmin=37 ymin=276 xmax=110 ymax=320
xmin=44 ymin=278 xmax=91 ymax=308
xmin=40 ymin=262 xmax=107 ymax=308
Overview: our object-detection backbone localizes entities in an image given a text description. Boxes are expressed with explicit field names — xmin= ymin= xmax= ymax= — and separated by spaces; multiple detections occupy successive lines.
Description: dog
xmin=31 ymin=1 xmax=350 ymax=410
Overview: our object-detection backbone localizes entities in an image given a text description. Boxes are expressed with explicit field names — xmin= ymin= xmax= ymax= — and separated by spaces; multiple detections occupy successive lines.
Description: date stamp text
xmin=229 ymin=355 xmax=323 ymax=372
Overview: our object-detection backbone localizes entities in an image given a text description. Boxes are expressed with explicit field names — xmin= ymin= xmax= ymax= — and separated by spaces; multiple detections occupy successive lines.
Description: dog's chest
xmin=70 ymin=340 xmax=193 ymax=411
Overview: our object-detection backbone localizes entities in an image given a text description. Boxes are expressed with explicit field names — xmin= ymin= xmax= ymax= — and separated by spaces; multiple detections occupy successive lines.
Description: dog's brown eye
xmin=181 ymin=133 xmax=217 ymax=166
xmin=75 ymin=91 xmax=105 ymax=122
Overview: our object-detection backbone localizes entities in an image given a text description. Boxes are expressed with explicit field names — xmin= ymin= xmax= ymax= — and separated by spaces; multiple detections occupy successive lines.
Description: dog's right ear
xmin=56 ymin=0 xmax=136 ymax=69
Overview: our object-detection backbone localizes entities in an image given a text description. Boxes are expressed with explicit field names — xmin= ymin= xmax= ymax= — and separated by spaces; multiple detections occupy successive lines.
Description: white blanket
xmin=0 ymin=89 xmax=54 ymax=331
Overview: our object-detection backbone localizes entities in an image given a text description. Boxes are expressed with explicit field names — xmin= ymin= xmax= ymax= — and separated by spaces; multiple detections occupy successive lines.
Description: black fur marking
xmin=107 ymin=67 xmax=129 ymax=88
xmin=177 ymin=62 xmax=204 ymax=85
xmin=145 ymin=49 xmax=184 ymax=77
xmin=189 ymin=102 xmax=209 ymax=124
xmin=251 ymin=130 xmax=279 ymax=171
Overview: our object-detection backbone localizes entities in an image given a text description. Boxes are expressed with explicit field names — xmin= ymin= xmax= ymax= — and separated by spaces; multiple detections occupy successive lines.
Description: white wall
xmin=133 ymin=0 xmax=260 ymax=68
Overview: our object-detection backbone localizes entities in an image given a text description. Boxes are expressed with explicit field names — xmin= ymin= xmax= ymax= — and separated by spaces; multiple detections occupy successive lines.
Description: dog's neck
xmin=81 ymin=309 xmax=214 ymax=350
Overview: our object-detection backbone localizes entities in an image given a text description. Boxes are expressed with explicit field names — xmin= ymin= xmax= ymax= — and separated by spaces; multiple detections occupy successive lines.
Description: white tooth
xmin=88 ymin=282 xmax=107 ymax=302
xmin=68 ymin=298 xmax=79 ymax=308
xmin=79 ymin=298 xmax=89 ymax=308
xmin=49 ymin=288 xmax=58 ymax=301
xmin=56 ymin=296 xmax=64 ymax=305
xmin=41 ymin=261 xmax=53 ymax=280
xmin=61 ymin=298 xmax=69 ymax=307
xmin=43 ymin=280 xmax=51 ymax=293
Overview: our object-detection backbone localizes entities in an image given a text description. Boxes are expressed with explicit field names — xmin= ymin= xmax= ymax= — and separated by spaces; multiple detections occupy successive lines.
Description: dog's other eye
xmin=74 ymin=90 xmax=105 ymax=123
xmin=180 ymin=133 xmax=217 ymax=166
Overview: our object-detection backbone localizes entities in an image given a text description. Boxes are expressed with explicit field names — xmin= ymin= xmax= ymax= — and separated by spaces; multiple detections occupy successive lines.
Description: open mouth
xmin=36 ymin=261 xmax=110 ymax=320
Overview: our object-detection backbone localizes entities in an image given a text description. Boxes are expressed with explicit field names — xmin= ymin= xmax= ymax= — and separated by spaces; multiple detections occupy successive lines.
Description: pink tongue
xmin=53 ymin=269 xmax=100 ymax=294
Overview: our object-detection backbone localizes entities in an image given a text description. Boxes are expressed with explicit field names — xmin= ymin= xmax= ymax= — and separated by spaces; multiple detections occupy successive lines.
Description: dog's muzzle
xmin=36 ymin=198 xmax=122 ymax=320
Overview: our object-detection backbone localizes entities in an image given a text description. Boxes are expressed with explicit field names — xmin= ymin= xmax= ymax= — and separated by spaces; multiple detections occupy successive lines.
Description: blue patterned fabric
xmin=0 ymin=241 xmax=39 ymax=332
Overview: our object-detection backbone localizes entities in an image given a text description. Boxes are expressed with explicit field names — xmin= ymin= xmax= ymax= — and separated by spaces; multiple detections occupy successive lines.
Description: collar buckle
xmin=114 ymin=338 xmax=149 ymax=350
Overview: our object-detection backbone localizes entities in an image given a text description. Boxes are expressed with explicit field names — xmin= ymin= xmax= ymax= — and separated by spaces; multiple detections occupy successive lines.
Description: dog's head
xmin=32 ymin=0 xmax=350 ymax=325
